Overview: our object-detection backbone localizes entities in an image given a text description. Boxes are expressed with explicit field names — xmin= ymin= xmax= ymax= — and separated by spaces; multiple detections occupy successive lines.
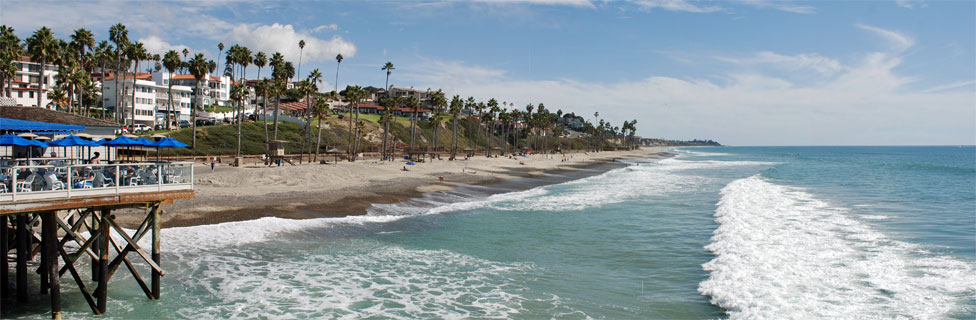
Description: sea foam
xmin=699 ymin=175 xmax=976 ymax=319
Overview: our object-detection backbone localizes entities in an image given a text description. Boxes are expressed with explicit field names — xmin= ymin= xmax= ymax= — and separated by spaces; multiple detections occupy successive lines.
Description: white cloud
xmin=719 ymin=51 xmax=845 ymax=76
xmin=735 ymin=0 xmax=817 ymax=14
xmin=473 ymin=0 xmax=596 ymax=7
xmin=138 ymin=35 xmax=204 ymax=56
xmin=896 ymin=0 xmax=926 ymax=9
xmin=857 ymin=24 xmax=915 ymax=52
xmin=225 ymin=23 xmax=357 ymax=63
xmin=400 ymin=48 xmax=973 ymax=145
xmin=310 ymin=24 xmax=339 ymax=33
xmin=633 ymin=0 xmax=723 ymax=13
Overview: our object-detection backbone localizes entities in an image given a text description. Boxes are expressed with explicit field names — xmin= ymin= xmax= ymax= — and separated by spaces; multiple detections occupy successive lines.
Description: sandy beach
xmin=114 ymin=148 xmax=668 ymax=228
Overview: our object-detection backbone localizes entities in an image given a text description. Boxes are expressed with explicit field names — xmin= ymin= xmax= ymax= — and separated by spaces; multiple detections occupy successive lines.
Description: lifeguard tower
xmin=267 ymin=140 xmax=293 ymax=166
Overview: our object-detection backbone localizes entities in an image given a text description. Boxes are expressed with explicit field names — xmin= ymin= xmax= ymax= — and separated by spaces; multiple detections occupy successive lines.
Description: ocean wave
xmin=699 ymin=175 xmax=976 ymax=319
xmin=170 ymin=243 xmax=578 ymax=319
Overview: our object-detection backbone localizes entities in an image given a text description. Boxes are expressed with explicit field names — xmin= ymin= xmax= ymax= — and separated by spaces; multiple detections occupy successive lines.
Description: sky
xmin=1 ymin=0 xmax=973 ymax=145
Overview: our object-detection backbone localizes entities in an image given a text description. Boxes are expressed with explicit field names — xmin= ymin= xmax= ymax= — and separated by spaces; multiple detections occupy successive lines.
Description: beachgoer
xmin=210 ymin=159 xmax=215 ymax=171
xmin=402 ymin=166 xmax=409 ymax=171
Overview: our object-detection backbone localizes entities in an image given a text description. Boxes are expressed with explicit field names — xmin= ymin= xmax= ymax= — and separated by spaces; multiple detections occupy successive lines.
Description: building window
xmin=17 ymin=92 xmax=22 ymax=98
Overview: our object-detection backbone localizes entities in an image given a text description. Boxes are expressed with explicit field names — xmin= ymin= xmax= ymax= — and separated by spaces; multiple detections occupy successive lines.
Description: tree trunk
xmin=381 ymin=116 xmax=389 ymax=161
xmin=450 ymin=114 xmax=458 ymax=160
xmin=314 ymin=115 xmax=323 ymax=162
xmin=130 ymin=60 xmax=138 ymax=127
xmin=37 ymin=56 xmax=45 ymax=108
xmin=192 ymin=81 xmax=199 ymax=149
xmin=432 ymin=120 xmax=439 ymax=157
xmin=263 ymin=93 xmax=269 ymax=143
xmin=273 ymin=92 xmax=280 ymax=140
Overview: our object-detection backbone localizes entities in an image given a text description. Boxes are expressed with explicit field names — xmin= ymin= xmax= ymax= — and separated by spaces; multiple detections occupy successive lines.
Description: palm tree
xmin=269 ymin=52 xmax=286 ymax=139
xmin=449 ymin=95 xmax=462 ymax=160
xmin=230 ymin=83 xmax=247 ymax=157
xmin=255 ymin=79 xmax=270 ymax=142
xmin=26 ymin=27 xmax=57 ymax=109
xmin=234 ymin=46 xmax=252 ymax=135
xmin=0 ymin=26 xmax=23 ymax=99
xmin=110 ymin=23 xmax=129 ymax=122
xmin=163 ymin=50 xmax=181 ymax=129
xmin=126 ymin=41 xmax=148 ymax=126
xmin=296 ymin=39 xmax=305 ymax=82
xmin=406 ymin=95 xmax=421 ymax=153
xmin=313 ymin=91 xmax=335 ymax=162
xmin=93 ymin=41 xmax=112 ymax=118
xmin=70 ymin=28 xmax=94 ymax=112
xmin=429 ymin=90 xmax=447 ymax=157
xmin=334 ymin=53 xmax=343 ymax=93
xmin=188 ymin=53 xmax=211 ymax=149
xmin=486 ymin=98 xmax=499 ymax=156
xmin=382 ymin=61 xmax=394 ymax=93
xmin=343 ymin=85 xmax=363 ymax=156
xmin=253 ymin=51 xmax=267 ymax=117
xmin=215 ymin=42 xmax=224 ymax=77
xmin=379 ymin=98 xmax=393 ymax=160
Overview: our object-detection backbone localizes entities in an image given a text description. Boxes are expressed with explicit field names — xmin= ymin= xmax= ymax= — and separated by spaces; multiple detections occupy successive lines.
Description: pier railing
xmin=0 ymin=162 xmax=193 ymax=202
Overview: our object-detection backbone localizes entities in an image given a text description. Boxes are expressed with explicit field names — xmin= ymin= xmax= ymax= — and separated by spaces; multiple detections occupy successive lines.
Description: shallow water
xmin=7 ymin=146 xmax=975 ymax=319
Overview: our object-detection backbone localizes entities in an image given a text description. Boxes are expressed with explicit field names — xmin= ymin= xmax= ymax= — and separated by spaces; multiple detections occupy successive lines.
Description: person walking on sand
xmin=211 ymin=159 xmax=215 ymax=172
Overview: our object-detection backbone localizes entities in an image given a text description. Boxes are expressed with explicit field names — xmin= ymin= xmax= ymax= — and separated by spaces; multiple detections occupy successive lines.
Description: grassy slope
xmin=154 ymin=114 xmax=595 ymax=156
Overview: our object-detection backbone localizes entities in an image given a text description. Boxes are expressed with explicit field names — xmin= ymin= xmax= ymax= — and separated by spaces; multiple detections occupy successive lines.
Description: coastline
xmin=114 ymin=148 xmax=670 ymax=229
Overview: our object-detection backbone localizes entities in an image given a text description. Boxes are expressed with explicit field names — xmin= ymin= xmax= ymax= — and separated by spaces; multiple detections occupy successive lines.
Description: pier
xmin=0 ymin=161 xmax=194 ymax=318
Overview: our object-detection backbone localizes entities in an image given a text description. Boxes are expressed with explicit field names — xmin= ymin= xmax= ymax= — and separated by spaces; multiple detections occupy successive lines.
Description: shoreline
xmin=114 ymin=148 xmax=670 ymax=229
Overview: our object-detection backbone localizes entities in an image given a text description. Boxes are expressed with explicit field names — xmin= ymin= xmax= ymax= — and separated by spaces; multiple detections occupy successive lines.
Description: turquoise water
xmin=10 ymin=146 xmax=976 ymax=319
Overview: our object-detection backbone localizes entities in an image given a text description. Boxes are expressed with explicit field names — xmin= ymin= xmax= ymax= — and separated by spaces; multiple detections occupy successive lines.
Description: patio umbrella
xmin=134 ymin=138 xmax=154 ymax=161
xmin=49 ymin=135 xmax=95 ymax=163
xmin=103 ymin=136 xmax=144 ymax=162
xmin=151 ymin=137 xmax=188 ymax=162
xmin=0 ymin=134 xmax=49 ymax=163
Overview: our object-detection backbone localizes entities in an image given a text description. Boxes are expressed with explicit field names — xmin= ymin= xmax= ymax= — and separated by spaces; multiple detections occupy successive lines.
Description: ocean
xmin=9 ymin=146 xmax=976 ymax=319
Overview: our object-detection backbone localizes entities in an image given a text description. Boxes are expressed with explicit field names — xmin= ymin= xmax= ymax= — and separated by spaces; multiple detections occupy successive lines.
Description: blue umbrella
xmin=102 ymin=136 xmax=147 ymax=162
xmin=102 ymin=136 xmax=140 ymax=146
xmin=0 ymin=134 xmax=48 ymax=163
xmin=151 ymin=137 xmax=188 ymax=162
xmin=48 ymin=135 xmax=94 ymax=147
xmin=152 ymin=137 xmax=189 ymax=148
xmin=49 ymin=135 xmax=94 ymax=163
xmin=0 ymin=134 xmax=37 ymax=147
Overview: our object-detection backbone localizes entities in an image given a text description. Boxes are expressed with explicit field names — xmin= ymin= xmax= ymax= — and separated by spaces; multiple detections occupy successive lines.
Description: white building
xmin=1 ymin=57 xmax=59 ymax=108
xmin=152 ymin=73 xmax=193 ymax=124
xmin=169 ymin=74 xmax=231 ymax=108
xmin=102 ymin=72 xmax=193 ymax=126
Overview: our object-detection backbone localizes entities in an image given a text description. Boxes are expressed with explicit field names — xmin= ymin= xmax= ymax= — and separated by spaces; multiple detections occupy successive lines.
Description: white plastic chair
xmin=16 ymin=174 xmax=35 ymax=193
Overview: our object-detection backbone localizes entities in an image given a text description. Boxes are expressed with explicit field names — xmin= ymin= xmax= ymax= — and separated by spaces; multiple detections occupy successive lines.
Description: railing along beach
xmin=0 ymin=162 xmax=193 ymax=202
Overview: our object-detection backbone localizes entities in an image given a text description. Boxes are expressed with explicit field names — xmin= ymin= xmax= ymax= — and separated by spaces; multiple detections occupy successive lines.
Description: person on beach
xmin=211 ymin=159 xmax=215 ymax=171
xmin=402 ymin=166 xmax=409 ymax=171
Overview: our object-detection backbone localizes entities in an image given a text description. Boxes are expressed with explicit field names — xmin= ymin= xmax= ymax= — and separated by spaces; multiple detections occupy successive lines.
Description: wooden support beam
xmin=107 ymin=217 xmax=164 ymax=275
xmin=151 ymin=206 xmax=162 ymax=299
xmin=96 ymin=210 xmax=109 ymax=314
xmin=104 ymin=231 xmax=153 ymax=300
xmin=56 ymin=239 xmax=99 ymax=315
xmin=105 ymin=213 xmax=153 ymax=279
xmin=16 ymin=214 xmax=28 ymax=302
xmin=91 ymin=211 xmax=99 ymax=282
xmin=42 ymin=211 xmax=62 ymax=320
xmin=1 ymin=215 xmax=8 ymax=300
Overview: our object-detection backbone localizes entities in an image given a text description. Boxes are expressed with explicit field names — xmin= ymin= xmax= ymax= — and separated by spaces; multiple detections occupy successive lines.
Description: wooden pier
xmin=0 ymin=162 xmax=194 ymax=319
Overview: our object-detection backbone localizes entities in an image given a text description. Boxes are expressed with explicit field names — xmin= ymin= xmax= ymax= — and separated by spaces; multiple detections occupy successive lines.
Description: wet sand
xmin=113 ymin=149 xmax=669 ymax=229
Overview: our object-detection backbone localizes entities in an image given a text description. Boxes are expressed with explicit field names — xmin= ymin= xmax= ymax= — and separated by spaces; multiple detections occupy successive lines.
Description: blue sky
xmin=2 ymin=0 xmax=973 ymax=145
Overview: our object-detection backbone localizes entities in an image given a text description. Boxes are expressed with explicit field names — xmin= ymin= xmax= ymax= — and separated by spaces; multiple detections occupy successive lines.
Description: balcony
xmin=0 ymin=162 xmax=193 ymax=202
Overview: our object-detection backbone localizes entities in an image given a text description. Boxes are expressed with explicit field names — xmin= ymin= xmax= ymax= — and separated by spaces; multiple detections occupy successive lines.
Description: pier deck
xmin=0 ymin=162 xmax=195 ymax=319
